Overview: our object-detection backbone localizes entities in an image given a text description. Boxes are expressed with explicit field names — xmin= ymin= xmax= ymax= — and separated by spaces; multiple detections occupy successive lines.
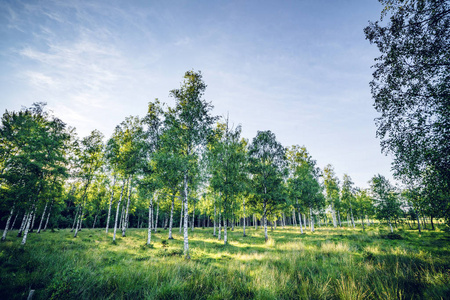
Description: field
xmin=1 ymin=225 xmax=449 ymax=299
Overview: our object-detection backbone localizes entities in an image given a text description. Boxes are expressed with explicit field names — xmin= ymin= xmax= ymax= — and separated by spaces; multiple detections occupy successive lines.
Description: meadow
xmin=0 ymin=225 xmax=449 ymax=299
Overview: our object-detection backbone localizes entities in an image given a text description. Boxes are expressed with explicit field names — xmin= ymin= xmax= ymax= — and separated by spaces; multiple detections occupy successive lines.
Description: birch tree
xmin=248 ymin=130 xmax=286 ymax=242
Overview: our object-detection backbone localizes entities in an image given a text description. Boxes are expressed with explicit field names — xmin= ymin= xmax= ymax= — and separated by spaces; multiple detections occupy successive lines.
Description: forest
xmin=1 ymin=0 xmax=449 ymax=299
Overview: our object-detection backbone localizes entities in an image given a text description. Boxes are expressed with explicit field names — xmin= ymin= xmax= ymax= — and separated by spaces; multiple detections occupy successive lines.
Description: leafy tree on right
xmin=364 ymin=0 xmax=449 ymax=224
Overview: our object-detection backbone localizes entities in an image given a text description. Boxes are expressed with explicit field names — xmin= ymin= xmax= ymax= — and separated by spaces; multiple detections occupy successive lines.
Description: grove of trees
xmin=2 ymin=67 xmax=447 ymax=256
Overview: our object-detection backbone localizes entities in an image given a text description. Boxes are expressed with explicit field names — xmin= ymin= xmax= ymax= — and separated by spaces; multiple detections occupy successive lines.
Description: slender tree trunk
xmin=243 ymin=197 xmax=246 ymax=237
xmin=147 ymin=193 xmax=153 ymax=245
xmin=183 ymin=173 xmax=190 ymax=258
xmin=191 ymin=200 xmax=195 ymax=232
xmin=37 ymin=200 xmax=48 ymax=233
xmin=74 ymin=205 xmax=84 ymax=237
xmin=361 ymin=216 xmax=365 ymax=231
xmin=92 ymin=213 xmax=98 ymax=229
xmin=21 ymin=202 xmax=36 ymax=245
xmin=17 ymin=212 xmax=28 ymax=237
xmin=254 ymin=214 xmax=257 ymax=230
xmin=292 ymin=209 xmax=296 ymax=226
xmin=388 ymin=217 xmax=393 ymax=233
xmin=224 ymin=215 xmax=228 ymax=245
xmin=331 ymin=203 xmax=337 ymax=228
xmin=43 ymin=201 xmax=53 ymax=231
xmin=29 ymin=210 xmax=36 ymax=233
xmin=1 ymin=206 xmax=14 ymax=241
xmin=122 ymin=176 xmax=132 ymax=237
xmin=309 ymin=207 xmax=314 ymax=232
xmin=179 ymin=202 xmax=183 ymax=233
xmin=430 ymin=216 xmax=435 ymax=230
xmin=154 ymin=203 xmax=159 ymax=232
xmin=263 ymin=200 xmax=268 ymax=241
xmin=106 ymin=175 xmax=116 ymax=233
xmin=213 ymin=204 xmax=217 ymax=236
xmin=337 ymin=210 xmax=342 ymax=227
xmin=11 ymin=213 xmax=18 ymax=230
xmin=71 ymin=206 xmax=79 ymax=232
xmin=298 ymin=209 xmax=304 ymax=234
xmin=350 ymin=206 xmax=355 ymax=228
xmin=416 ymin=210 xmax=422 ymax=233
xmin=113 ymin=179 xmax=126 ymax=242
xmin=168 ymin=193 xmax=176 ymax=239
xmin=218 ymin=211 xmax=222 ymax=240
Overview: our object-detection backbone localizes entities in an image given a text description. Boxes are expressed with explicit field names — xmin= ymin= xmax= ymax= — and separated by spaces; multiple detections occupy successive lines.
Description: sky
xmin=0 ymin=0 xmax=395 ymax=188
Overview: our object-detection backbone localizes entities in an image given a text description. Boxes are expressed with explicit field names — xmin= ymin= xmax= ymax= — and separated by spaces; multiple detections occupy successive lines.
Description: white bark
xmin=350 ymin=206 xmax=355 ymax=228
xmin=154 ymin=202 xmax=159 ymax=232
xmin=21 ymin=203 xmax=36 ymax=245
xmin=37 ymin=200 xmax=48 ymax=233
xmin=292 ymin=209 xmax=296 ymax=226
xmin=389 ymin=218 xmax=393 ymax=233
xmin=11 ymin=213 xmax=18 ymax=230
xmin=122 ymin=176 xmax=132 ymax=237
xmin=147 ymin=193 xmax=153 ymax=245
xmin=337 ymin=210 xmax=342 ymax=227
xmin=218 ymin=211 xmax=222 ymax=240
xmin=183 ymin=173 xmax=190 ymax=258
xmin=213 ymin=204 xmax=216 ymax=236
xmin=309 ymin=207 xmax=314 ymax=232
xmin=263 ymin=201 xmax=268 ymax=241
xmin=179 ymin=202 xmax=183 ymax=233
xmin=331 ymin=203 xmax=337 ymax=228
xmin=43 ymin=201 xmax=53 ymax=231
xmin=224 ymin=217 xmax=228 ymax=244
xmin=106 ymin=174 xmax=116 ymax=233
xmin=17 ymin=212 xmax=28 ymax=237
xmin=1 ymin=206 xmax=14 ymax=241
xmin=298 ymin=210 xmax=303 ymax=234
xmin=113 ymin=179 xmax=126 ymax=242
xmin=168 ymin=194 xmax=175 ymax=239
xmin=242 ymin=198 xmax=246 ymax=237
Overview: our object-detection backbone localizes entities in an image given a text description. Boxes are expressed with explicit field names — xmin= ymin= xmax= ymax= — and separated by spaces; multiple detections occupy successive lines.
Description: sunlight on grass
xmin=1 ymin=226 xmax=449 ymax=299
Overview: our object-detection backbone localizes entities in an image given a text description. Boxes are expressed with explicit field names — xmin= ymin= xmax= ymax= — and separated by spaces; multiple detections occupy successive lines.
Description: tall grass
xmin=0 ymin=225 xmax=449 ymax=299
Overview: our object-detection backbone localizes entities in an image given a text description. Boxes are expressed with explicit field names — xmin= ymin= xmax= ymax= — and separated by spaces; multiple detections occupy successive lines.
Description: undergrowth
xmin=0 ymin=225 xmax=449 ymax=299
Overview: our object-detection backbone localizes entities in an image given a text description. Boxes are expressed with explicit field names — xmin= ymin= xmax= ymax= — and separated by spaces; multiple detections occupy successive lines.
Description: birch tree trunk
xmin=331 ymin=203 xmax=337 ymax=228
xmin=361 ymin=216 xmax=365 ymax=231
xmin=350 ymin=206 xmax=355 ymax=228
xmin=263 ymin=201 xmax=268 ymax=241
xmin=17 ymin=212 xmax=28 ymax=237
xmin=309 ymin=207 xmax=315 ymax=232
xmin=122 ymin=176 xmax=132 ymax=237
xmin=92 ymin=213 xmax=98 ymax=229
xmin=191 ymin=200 xmax=195 ymax=232
xmin=74 ymin=205 xmax=84 ymax=237
xmin=292 ymin=209 xmax=296 ymax=226
xmin=389 ymin=217 xmax=393 ymax=233
xmin=154 ymin=203 xmax=159 ymax=232
xmin=416 ymin=210 xmax=422 ymax=233
xmin=1 ymin=206 xmax=14 ymax=241
xmin=105 ymin=174 xmax=116 ymax=233
xmin=71 ymin=206 xmax=79 ymax=232
xmin=337 ymin=210 xmax=342 ymax=227
xmin=298 ymin=209 xmax=304 ymax=234
xmin=113 ymin=179 xmax=126 ymax=242
xmin=213 ymin=204 xmax=217 ymax=236
xmin=21 ymin=202 xmax=37 ymax=245
xmin=168 ymin=193 xmax=176 ymax=239
xmin=224 ymin=216 xmax=228 ymax=245
xmin=43 ymin=201 xmax=53 ymax=231
xmin=37 ymin=200 xmax=48 ymax=233
xmin=218 ymin=211 xmax=222 ymax=240
xmin=147 ymin=193 xmax=153 ymax=245
xmin=11 ymin=213 xmax=18 ymax=230
xmin=183 ymin=173 xmax=190 ymax=258
xmin=243 ymin=197 xmax=246 ymax=237
xmin=179 ymin=203 xmax=183 ymax=233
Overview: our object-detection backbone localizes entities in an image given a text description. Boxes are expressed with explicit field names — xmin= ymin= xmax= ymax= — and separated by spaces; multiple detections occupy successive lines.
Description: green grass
xmin=1 ymin=225 xmax=449 ymax=299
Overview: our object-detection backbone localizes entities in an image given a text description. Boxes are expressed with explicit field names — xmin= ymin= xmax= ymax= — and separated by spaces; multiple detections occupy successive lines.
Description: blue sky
xmin=0 ymin=0 xmax=394 ymax=188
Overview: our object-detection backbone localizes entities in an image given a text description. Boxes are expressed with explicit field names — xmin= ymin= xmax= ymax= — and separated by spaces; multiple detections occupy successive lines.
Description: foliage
xmin=364 ymin=0 xmax=450 ymax=222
